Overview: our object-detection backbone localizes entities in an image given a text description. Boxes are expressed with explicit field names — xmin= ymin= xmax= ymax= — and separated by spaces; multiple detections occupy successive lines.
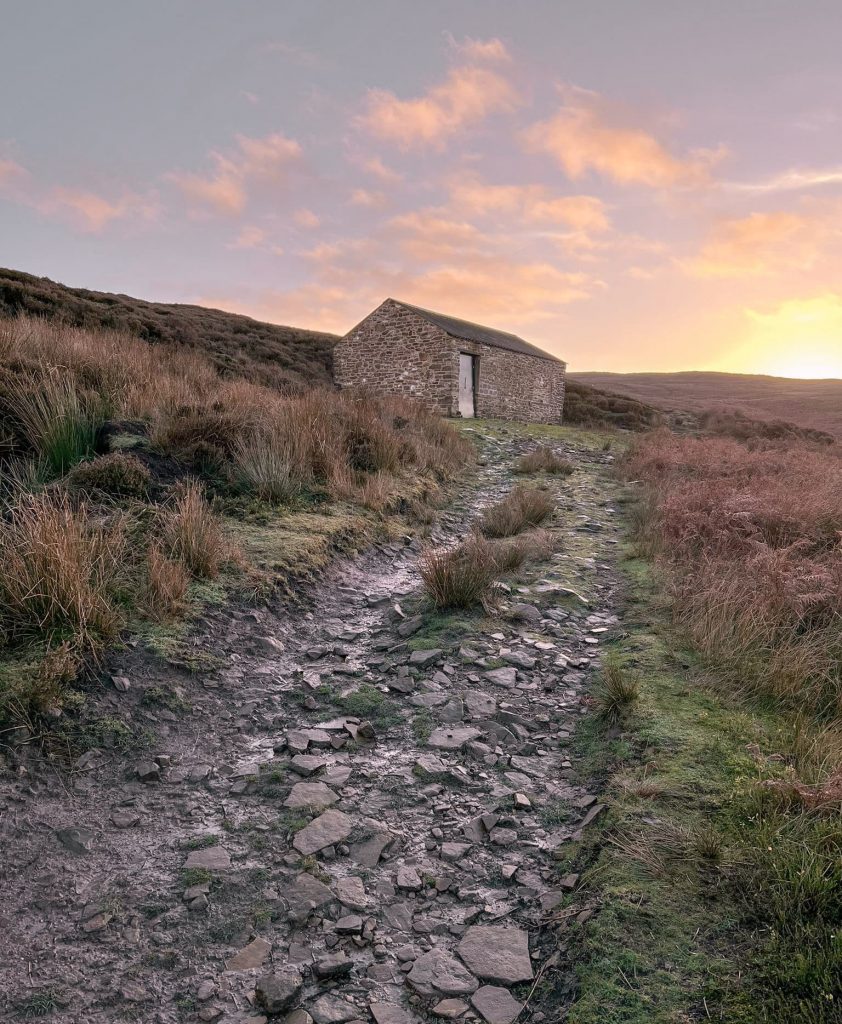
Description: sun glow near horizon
xmin=715 ymin=297 xmax=842 ymax=380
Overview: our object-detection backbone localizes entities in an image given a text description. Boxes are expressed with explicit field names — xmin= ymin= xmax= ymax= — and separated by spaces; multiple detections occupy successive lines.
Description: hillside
xmin=0 ymin=267 xmax=338 ymax=392
xmin=572 ymin=370 xmax=842 ymax=438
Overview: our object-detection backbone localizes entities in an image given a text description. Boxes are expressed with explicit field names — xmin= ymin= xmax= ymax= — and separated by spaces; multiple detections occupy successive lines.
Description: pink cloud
xmin=688 ymin=208 xmax=837 ymax=277
xmin=34 ymin=186 xmax=158 ymax=232
xmin=350 ymin=188 xmax=388 ymax=208
xmin=293 ymin=207 xmax=320 ymax=229
xmin=449 ymin=36 xmax=512 ymax=63
xmin=356 ymin=155 xmax=403 ymax=184
xmin=524 ymin=86 xmax=722 ymax=187
xmin=358 ymin=60 xmax=520 ymax=149
xmin=169 ymin=132 xmax=302 ymax=215
xmin=229 ymin=224 xmax=267 ymax=249
xmin=447 ymin=174 xmax=609 ymax=231
xmin=0 ymin=158 xmax=29 ymax=191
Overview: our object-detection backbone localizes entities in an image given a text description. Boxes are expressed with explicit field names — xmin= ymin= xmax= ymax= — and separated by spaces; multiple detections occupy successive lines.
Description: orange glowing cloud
xmin=358 ymin=53 xmax=520 ymax=150
xmin=35 ymin=186 xmax=158 ymax=232
xmin=447 ymin=174 xmax=609 ymax=231
xmin=689 ymin=209 xmax=835 ymax=277
xmin=169 ymin=132 xmax=302 ymax=215
xmin=524 ymin=86 xmax=721 ymax=187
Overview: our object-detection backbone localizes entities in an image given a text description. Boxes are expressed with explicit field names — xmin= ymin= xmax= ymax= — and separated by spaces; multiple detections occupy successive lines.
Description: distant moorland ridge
xmin=0 ymin=267 xmax=338 ymax=392
xmin=572 ymin=370 xmax=842 ymax=438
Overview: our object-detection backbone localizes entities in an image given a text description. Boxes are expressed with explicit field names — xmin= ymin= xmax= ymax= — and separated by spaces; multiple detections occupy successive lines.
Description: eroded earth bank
xmin=2 ymin=425 xmax=623 ymax=1024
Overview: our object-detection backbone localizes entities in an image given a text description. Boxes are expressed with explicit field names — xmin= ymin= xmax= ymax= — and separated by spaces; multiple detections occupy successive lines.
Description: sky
xmin=2 ymin=1 xmax=842 ymax=377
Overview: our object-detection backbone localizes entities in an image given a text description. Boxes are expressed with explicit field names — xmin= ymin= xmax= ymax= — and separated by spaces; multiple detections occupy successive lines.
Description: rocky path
xmin=1 ymin=426 xmax=623 ymax=1023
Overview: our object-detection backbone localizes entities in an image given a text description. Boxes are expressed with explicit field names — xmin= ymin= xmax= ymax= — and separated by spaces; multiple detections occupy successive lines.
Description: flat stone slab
xmin=370 ymin=1003 xmax=419 ymax=1024
xmin=335 ymin=875 xmax=368 ymax=910
xmin=184 ymin=845 xmax=231 ymax=871
xmin=409 ymin=648 xmax=443 ymax=667
xmin=310 ymin=995 xmax=359 ymax=1024
xmin=427 ymin=727 xmax=481 ymax=751
xmin=484 ymin=668 xmax=518 ymax=688
xmin=457 ymin=926 xmax=533 ymax=984
xmin=285 ymin=871 xmax=334 ymax=918
xmin=408 ymin=948 xmax=479 ymax=996
xmin=465 ymin=692 xmax=497 ymax=718
xmin=284 ymin=782 xmax=338 ymax=810
xmin=292 ymin=809 xmax=352 ymax=855
xmin=289 ymin=754 xmax=327 ymax=776
xmin=349 ymin=830 xmax=393 ymax=867
xmin=471 ymin=986 xmax=523 ymax=1024
xmin=225 ymin=936 xmax=271 ymax=972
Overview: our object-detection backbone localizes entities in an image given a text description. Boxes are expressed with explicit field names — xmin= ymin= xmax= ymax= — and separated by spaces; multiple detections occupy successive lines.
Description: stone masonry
xmin=334 ymin=299 xmax=566 ymax=424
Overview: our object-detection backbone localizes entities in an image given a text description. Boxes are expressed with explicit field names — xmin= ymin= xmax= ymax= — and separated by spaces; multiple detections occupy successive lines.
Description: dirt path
xmin=1 ymin=426 xmax=623 ymax=1024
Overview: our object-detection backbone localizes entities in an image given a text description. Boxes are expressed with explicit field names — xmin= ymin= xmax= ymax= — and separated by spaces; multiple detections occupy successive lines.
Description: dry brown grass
xmin=144 ymin=543 xmax=189 ymax=621
xmin=420 ymin=535 xmax=500 ymax=610
xmin=625 ymin=429 xmax=842 ymax=719
xmin=480 ymin=485 xmax=556 ymax=538
xmin=592 ymin=656 xmax=640 ymax=724
xmin=0 ymin=492 xmax=126 ymax=655
xmin=514 ymin=446 xmax=574 ymax=476
xmin=488 ymin=529 xmax=555 ymax=571
xmin=160 ymin=481 xmax=229 ymax=579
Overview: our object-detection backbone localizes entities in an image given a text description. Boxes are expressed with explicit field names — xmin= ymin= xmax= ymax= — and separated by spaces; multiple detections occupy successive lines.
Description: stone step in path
xmin=0 ymin=430 xmax=622 ymax=1023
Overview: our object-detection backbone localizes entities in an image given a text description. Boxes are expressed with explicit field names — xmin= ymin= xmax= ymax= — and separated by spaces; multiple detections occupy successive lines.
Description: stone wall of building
xmin=333 ymin=300 xmax=454 ymax=413
xmin=335 ymin=299 xmax=566 ymax=424
xmin=452 ymin=337 xmax=566 ymax=424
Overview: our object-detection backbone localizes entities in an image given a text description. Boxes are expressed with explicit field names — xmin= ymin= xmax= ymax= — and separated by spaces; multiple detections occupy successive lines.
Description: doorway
xmin=458 ymin=353 xmax=478 ymax=418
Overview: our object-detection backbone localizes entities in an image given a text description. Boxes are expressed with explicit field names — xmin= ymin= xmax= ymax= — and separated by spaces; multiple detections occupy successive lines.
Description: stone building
xmin=334 ymin=298 xmax=566 ymax=423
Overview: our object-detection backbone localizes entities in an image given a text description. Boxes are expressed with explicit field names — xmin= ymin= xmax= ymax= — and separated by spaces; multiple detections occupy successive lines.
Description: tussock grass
xmin=144 ymin=543 xmax=189 ymax=622
xmin=0 ymin=492 xmax=126 ymax=655
xmin=6 ymin=370 xmax=101 ymax=473
xmin=66 ymin=452 xmax=151 ymax=498
xmin=480 ymin=485 xmax=556 ymax=538
xmin=420 ymin=535 xmax=500 ymax=610
xmin=488 ymin=529 xmax=554 ymax=572
xmin=161 ymin=482 xmax=228 ymax=579
xmin=591 ymin=656 xmax=639 ymax=725
xmin=514 ymin=446 xmax=574 ymax=476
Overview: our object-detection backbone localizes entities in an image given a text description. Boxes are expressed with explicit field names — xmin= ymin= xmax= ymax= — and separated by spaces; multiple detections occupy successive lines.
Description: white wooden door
xmin=458 ymin=353 xmax=475 ymax=418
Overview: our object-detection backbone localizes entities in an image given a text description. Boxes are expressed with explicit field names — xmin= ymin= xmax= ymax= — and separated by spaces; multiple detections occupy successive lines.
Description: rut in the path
xmin=0 ymin=429 xmax=622 ymax=1024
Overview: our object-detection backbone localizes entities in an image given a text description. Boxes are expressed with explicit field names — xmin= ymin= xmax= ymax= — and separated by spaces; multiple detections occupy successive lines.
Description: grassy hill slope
xmin=572 ymin=370 xmax=842 ymax=437
xmin=0 ymin=267 xmax=338 ymax=392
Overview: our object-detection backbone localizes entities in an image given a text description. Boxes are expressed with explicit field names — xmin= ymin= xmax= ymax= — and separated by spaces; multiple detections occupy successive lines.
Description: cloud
xmin=386 ymin=209 xmax=483 ymax=261
xmin=524 ymin=85 xmax=721 ymax=187
xmin=447 ymin=174 xmax=609 ymax=231
xmin=169 ymin=132 xmax=302 ymax=215
xmin=358 ymin=56 xmax=520 ymax=149
xmin=35 ymin=186 xmax=158 ymax=232
xmin=356 ymin=155 xmax=402 ymax=185
xmin=350 ymin=188 xmax=388 ymax=208
xmin=688 ymin=209 xmax=834 ymax=277
xmin=229 ymin=225 xmax=267 ymax=249
xmin=725 ymin=166 xmax=842 ymax=195
xmin=448 ymin=36 xmax=511 ymax=63
xmin=0 ymin=158 xmax=28 ymax=190
xmin=293 ymin=207 xmax=320 ymax=229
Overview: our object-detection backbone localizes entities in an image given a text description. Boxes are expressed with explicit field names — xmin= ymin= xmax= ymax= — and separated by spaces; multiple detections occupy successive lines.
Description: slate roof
xmin=393 ymin=299 xmax=563 ymax=364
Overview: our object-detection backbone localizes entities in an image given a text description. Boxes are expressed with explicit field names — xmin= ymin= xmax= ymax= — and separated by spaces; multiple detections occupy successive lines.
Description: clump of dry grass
xmin=144 ymin=543 xmax=189 ymax=621
xmin=488 ymin=529 xmax=555 ymax=571
xmin=592 ymin=656 xmax=640 ymax=725
xmin=420 ymin=535 xmax=500 ymax=610
xmin=160 ymin=481 xmax=229 ymax=579
xmin=514 ymin=446 xmax=574 ymax=476
xmin=65 ymin=453 xmax=151 ymax=498
xmin=480 ymin=485 xmax=556 ymax=538
xmin=0 ymin=492 xmax=126 ymax=655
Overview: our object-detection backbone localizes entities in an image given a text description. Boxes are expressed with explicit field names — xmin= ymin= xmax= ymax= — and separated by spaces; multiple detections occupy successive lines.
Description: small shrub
xmin=144 ymin=543 xmax=189 ymax=621
xmin=65 ymin=453 xmax=151 ymax=498
xmin=592 ymin=656 xmax=640 ymax=724
xmin=514 ymin=447 xmax=574 ymax=476
xmin=480 ymin=485 xmax=556 ymax=538
xmin=0 ymin=492 xmax=126 ymax=655
xmin=160 ymin=481 xmax=227 ymax=578
xmin=420 ymin=535 xmax=500 ymax=609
